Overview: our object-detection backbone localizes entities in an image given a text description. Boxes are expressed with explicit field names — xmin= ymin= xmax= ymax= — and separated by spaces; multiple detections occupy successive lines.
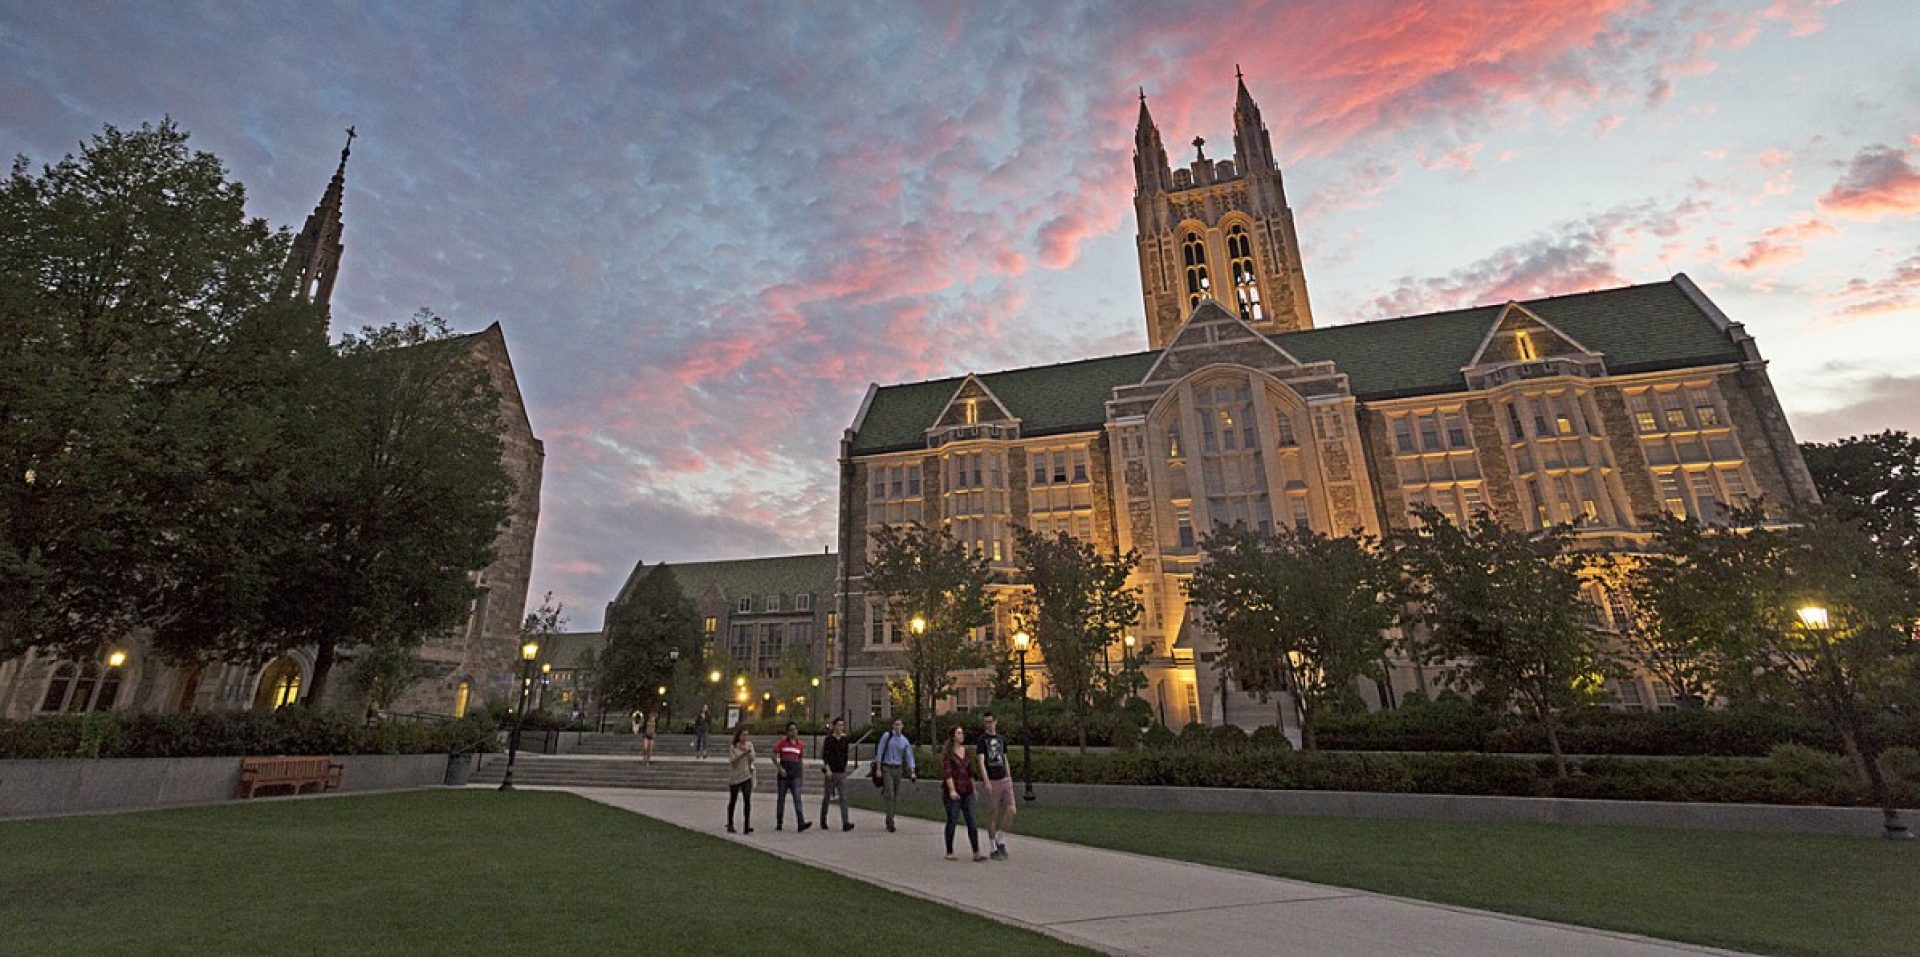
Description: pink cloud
xmin=1595 ymin=114 xmax=1624 ymax=138
xmin=1763 ymin=0 xmax=1844 ymax=38
xmin=1726 ymin=217 xmax=1836 ymax=271
xmin=1818 ymin=143 xmax=1920 ymax=219
xmin=1827 ymin=247 xmax=1920 ymax=321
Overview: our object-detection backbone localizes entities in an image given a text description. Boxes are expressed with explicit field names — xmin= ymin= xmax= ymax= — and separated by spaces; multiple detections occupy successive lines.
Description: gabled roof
xmin=847 ymin=278 xmax=1746 ymax=455
xmin=612 ymin=553 xmax=838 ymax=607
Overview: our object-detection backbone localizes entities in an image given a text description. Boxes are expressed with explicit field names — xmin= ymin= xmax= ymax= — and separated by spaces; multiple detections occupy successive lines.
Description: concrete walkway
xmin=558 ymin=785 xmax=1751 ymax=957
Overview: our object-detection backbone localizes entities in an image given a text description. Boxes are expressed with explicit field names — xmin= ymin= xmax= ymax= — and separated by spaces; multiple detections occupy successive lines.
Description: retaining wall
xmin=0 ymin=753 xmax=449 ymax=819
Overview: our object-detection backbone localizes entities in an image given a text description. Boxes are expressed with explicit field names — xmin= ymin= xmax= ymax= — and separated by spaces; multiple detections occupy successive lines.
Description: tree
xmin=0 ymin=120 xmax=311 ymax=659
xmin=1612 ymin=507 xmax=1782 ymax=707
xmin=773 ymin=640 xmax=818 ymax=720
xmin=865 ymin=523 xmax=995 ymax=743
xmin=1802 ymin=431 xmax=1920 ymax=572
xmin=156 ymin=313 xmax=514 ymax=705
xmin=1392 ymin=507 xmax=1604 ymax=774
xmin=1186 ymin=525 xmax=1396 ymax=750
xmin=598 ymin=564 xmax=701 ymax=716
xmin=1012 ymin=527 xmax=1141 ymax=752
xmin=1637 ymin=507 xmax=1920 ymax=837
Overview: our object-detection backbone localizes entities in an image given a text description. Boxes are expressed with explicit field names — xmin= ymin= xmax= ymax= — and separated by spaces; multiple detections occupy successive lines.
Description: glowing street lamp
xmin=1013 ymin=628 xmax=1035 ymax=803
xmin=105 ymin=649 xmax=128 ymax=669
xmin=908 ymin=614 xmax=928 ymax=636
xmin=500 ymin=640 xmax=541 ymax=791
xmin=1797 ymin=606 xmax=1831 ymax=632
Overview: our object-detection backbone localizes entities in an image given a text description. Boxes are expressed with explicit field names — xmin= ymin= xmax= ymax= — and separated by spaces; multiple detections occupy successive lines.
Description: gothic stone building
xmin=0 ymin=135 xmax=545 ymax=721
xmin=831 ymin=79 xmax=1817 ymax=732
xmin=605 ymin=553 xmax=838 ymax=723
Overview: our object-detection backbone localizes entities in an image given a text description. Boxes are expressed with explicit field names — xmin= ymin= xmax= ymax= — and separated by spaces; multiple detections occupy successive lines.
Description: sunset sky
xmin=4 ymin=1 xmax=1916 ymax=628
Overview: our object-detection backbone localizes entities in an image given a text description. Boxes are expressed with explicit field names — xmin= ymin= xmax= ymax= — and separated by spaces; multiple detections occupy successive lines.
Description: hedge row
xmin=0 ymin=710 xmax=499 ymax=760
xmin=1312 ymin=699 xmax=1920 ymax=757
xmin=1006 ymin=743 xmax=1920 ymax=807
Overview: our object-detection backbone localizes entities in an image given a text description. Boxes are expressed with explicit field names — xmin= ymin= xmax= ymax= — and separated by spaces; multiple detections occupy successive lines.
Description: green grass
xmin=856 ymin=794 xmax=1918 ymax=957
xmin=0 ymin=790 xmax=1092 ymax=957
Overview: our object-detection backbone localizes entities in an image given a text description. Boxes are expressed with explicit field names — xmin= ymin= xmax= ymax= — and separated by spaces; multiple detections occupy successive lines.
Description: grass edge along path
xmin=854 ymin=794 xmax=1917 ymax=957
xmin=0 ymin=789 xmax=1094 ymax=957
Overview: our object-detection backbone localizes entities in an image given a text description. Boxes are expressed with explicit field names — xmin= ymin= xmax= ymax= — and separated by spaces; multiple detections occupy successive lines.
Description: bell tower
xmin=1135 ymin=72 xmax=1313 ymax=348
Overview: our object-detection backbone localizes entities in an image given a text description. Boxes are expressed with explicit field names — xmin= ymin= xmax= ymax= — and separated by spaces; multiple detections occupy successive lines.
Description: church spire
xmin=282 ymin=126 xmax=354 ymax=325
xmin=1230 ymin=70 xmax=1274 ymax=173
xmin=1134 ymin=89 xmax=1170 ymax=194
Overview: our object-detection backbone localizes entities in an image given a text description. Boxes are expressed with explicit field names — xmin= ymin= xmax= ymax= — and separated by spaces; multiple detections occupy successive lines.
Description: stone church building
xmin=832 ymin=78 xmax=1818 ymax=732
xmin=0 ymin=135 xmax=545 ymax=721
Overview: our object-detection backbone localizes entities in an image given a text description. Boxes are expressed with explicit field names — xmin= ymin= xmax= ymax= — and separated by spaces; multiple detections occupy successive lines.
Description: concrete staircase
xmin=469 ymin=752 xmax=776 ymax=791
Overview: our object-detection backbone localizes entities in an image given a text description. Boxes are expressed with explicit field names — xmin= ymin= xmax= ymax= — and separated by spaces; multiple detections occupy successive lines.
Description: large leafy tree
xmin=865 ymin=522 xmax=995 ymax=743
xmin=1392 ymin=507 xmax=1604 ymax=774
xmin=1012 ymin=527 xmax=1141 ymax=752
xmin=598 ymin=564 xmax=702 ymax=716
xmin=1802 ymin=431 xmax=1920 ymax=573
xmin=150 ymin=313 xmax=514 ymax=705
xmin=1187 ymin=525 xmax=1397 ymax=750
xmin=0 ymin=120 xmax=312 ymax=658
xmin=1635 ymin=507 xmax=1919 ymax=837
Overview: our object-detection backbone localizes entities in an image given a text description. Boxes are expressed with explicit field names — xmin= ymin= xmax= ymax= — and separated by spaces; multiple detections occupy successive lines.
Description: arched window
xmin=255 ymin=657 xmax=303 ymax=710
xmin=40 ymin=661 xmax=123 ymax=713
xmin=1182 ymin=232 xmax=1211 ymax=308
xmin=453 ymin=680 xmax=472 ymax=718
xmin=175 ymin=662 xmax=205 ymax=713
xmin=1226 ymin=224 xmax=1265 ymax=321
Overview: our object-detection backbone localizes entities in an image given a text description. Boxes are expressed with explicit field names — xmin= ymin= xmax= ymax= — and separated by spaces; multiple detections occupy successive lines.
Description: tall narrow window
xmin=962 ymin=398 xmax=979 ymax=425
xmin=1182 ymin=232 xmax=1211 ymax=308
xmin=1515 ymin=330 xmax=1538 ymax=361
xmin=1225 ymin=224 xmax=1264 ymax=320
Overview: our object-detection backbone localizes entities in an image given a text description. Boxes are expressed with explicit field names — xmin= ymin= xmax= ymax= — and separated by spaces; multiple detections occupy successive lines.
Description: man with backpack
xmin=869 ymin=716 xmax=917 ymax=832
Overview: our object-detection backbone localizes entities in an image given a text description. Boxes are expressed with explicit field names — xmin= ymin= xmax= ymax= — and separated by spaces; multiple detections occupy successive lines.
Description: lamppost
xmin=1796 ymin=605 xmax=1913 ymax=841
xmin=538 ymin=661 xmax=551 ymax=711
xmin=908 ymin=613 xmax=928 ymax=742
xmin=657 ymin=684 xmax=669 ymax=728
xmin=499 ymin=639 xmax=540 ymax=791
xmin=1122 ymin=634 xmax=1138 ymax=706
xmin=1013 ymin=628 xmax=1035 ymax=803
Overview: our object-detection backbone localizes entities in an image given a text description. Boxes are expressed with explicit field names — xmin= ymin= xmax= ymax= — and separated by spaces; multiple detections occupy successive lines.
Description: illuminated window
xmin=1182 ymin=232 xmax=1211 ymax=307
xmin=453 ymin=680 xmax=471 ymax=718
xmin=963 ymin=398 xmax=979 ymax=425
xmin=255 ymin=657 xmax=302 ymax=710
xmin=1515 ymin=331 xmax=1538 ymax=361
xmin=1226 ymin=224 xmax=1264 ymax=320
xmin=1695 ymin=404 xmax=1721 ymax=427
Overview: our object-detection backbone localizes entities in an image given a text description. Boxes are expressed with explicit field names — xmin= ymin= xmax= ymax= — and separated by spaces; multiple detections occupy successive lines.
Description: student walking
xmin=819 ymin=717 xmax=854 ymax=832
xmin=975 ymin=711 xmax=1017 ymax=860
xmin=869 ymin=717 xmax=917 ymax=832
xmin=772 ymin=722 xmax=812 ymax=832
xmin=693 ymin=705 xmax=712 ymax=759
xmin=940 ymin=725 xmax=985 ymax=861
xmin=641 ymin=711 xmax=657 ymax=766
xmin=726 ymin=727 xmax=756 ymax=834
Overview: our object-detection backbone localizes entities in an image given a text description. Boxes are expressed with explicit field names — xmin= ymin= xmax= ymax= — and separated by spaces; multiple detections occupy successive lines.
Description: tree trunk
xmin=1294 ymin=694 xmax=1316 ymax=751
xmin=1540 ymin=709 xmax=1568 ymax=777
xmin=304 ymin=636 xmax=338 ymax=709
xmin=1076 ymin=710 xmax=1088 ymax=755
xmin=1836 ymin=708 xmax=1910 ymax=839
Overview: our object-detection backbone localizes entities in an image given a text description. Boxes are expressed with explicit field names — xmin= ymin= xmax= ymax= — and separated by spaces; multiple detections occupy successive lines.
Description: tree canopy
xmin=1013 ymin=527 xmax=1141 ymax=751
xmin=865 ymin=522 xmax=995 ymax=741
xmin=598 ymin=564 xmax=701 ymax=714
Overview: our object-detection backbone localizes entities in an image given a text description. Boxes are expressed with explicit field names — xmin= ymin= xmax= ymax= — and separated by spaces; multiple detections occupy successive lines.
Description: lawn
xmin=856 ymin=794 xmax=1919 ymax=957
xmin=0 ymin=790 xmax=1092 ymax=957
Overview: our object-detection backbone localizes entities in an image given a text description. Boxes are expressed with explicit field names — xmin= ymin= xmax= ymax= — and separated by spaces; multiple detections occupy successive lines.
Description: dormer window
xmin=1515 ymin=331 xmax=1538 ymax=361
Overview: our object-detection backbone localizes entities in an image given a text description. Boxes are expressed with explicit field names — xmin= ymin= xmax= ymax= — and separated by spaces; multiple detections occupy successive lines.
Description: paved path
xmin=557 ymin=785 xmax=1751 ymax=957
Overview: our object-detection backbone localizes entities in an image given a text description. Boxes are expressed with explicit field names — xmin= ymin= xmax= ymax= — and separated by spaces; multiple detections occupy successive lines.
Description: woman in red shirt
xmin=940 ymin=725 xmax=985 ymax=861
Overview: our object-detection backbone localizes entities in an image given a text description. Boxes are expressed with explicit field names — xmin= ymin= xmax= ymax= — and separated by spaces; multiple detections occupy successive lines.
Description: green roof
xmin=538 ymin=630 xmax=605 ymax=670
xmin=613 ymin=553 xmax=837 ymax=608
xmin=849 ymin=278 xmax=1746 ymax=455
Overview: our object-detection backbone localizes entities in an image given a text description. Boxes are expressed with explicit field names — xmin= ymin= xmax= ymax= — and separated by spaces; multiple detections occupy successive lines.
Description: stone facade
xmin=831 ymin=78 xmax=1820 ymax=736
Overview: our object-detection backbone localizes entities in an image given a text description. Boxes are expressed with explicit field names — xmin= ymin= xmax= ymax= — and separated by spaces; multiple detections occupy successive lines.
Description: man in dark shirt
xmin=975 ymin=711 xmax=1016 ymax=860
xmin=818 ymin=716 xmax=854 ymax=831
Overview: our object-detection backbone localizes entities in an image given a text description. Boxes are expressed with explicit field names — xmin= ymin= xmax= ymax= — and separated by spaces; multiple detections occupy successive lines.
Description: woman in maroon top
xmin=940 ymin=725 xmax=985 ymax=861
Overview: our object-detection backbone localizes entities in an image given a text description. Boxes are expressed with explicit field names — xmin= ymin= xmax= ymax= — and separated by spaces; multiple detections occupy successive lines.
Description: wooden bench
xmin=237 ymin=756 xmax=344 ymax=798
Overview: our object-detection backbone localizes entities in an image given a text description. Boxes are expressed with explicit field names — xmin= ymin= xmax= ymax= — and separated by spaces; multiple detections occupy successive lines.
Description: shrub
xmin=1315 ymin=702 xmax=1920 ymax=758
xmin=1006 ymin=745 xmax=1918 ymax=807
xmin=1248 ymin=724 xmax=1293 ymax=751
xmin=1210 ymin=724 xmax=1249 ymax=753
xmin=1175 ymin=722 xmax=1212 ymax=749
xmin=1141 ymin=723 xmax=1176 ymax=750
xmin=0 ymin=710 xmax=497 ymax=759
xmin=1880 ymin=746 xmax=1920 ymax=783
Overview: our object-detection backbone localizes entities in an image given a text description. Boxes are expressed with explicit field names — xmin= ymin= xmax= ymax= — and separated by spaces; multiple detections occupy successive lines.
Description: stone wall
xmin=0 ymin=753 xmax=450 ymax=819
